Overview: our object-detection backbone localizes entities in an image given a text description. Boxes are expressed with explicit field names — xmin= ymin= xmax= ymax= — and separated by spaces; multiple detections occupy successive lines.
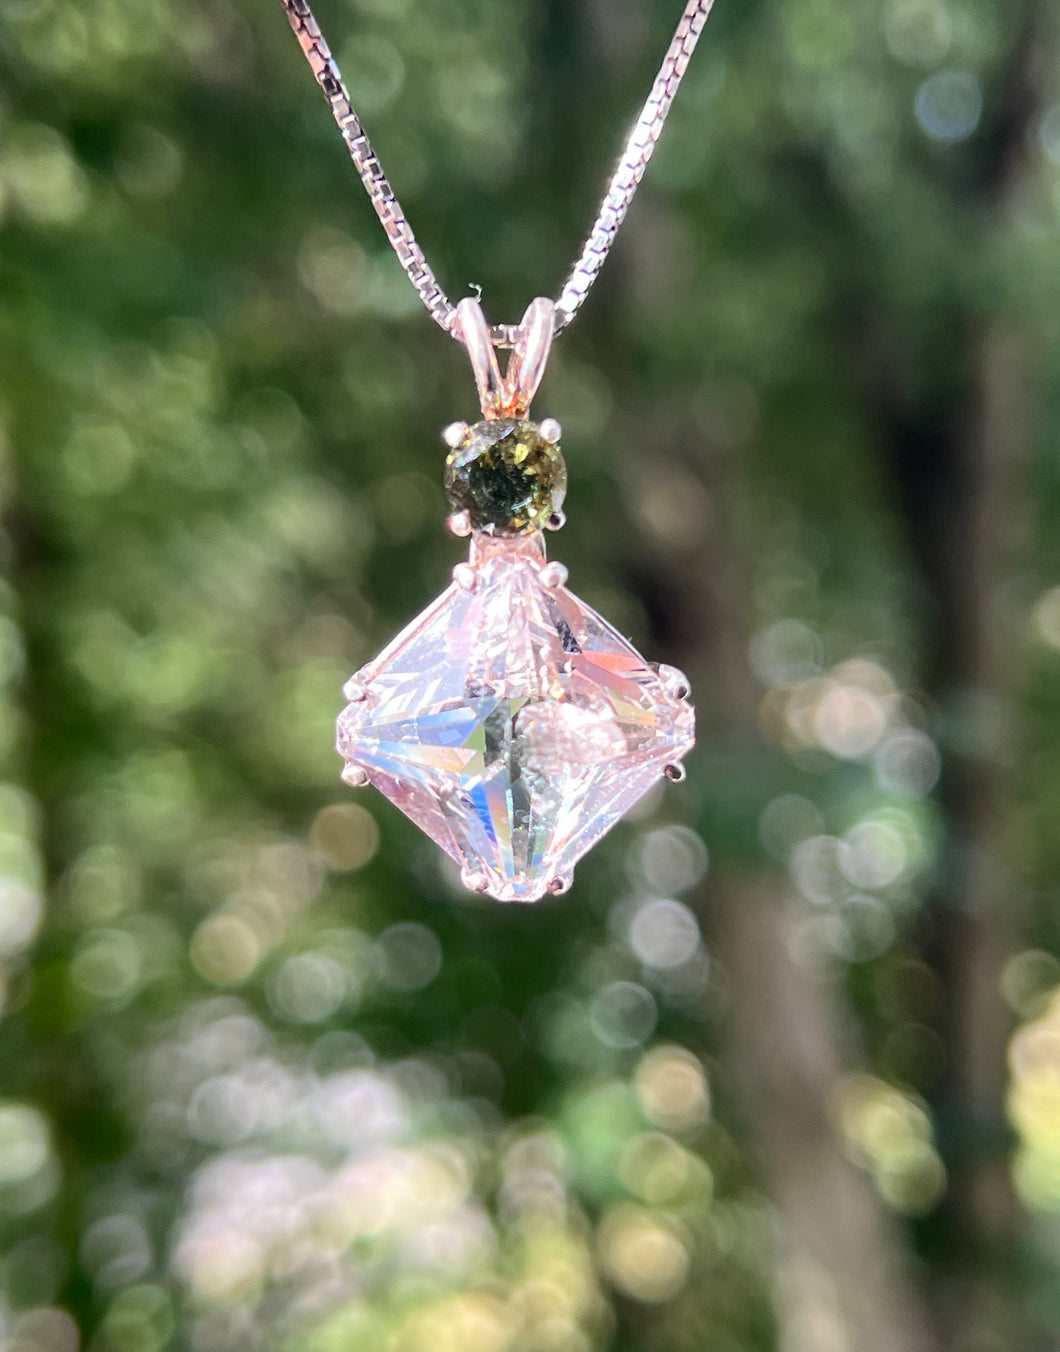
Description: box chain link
xmin=279 ymin=0 xmax=716 ymax=349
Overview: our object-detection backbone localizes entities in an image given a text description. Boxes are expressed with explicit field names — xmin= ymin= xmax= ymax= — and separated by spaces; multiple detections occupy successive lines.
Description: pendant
xmin=336 ymin=299 xmax=694 ymax=901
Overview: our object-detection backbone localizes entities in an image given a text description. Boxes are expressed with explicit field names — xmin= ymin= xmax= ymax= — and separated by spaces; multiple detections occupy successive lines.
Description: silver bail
xmin=455 ymin=296 xmax=555 ymax=420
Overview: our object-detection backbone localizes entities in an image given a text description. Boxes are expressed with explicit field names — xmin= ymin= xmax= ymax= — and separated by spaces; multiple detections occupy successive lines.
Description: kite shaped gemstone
xmin=336 ymin=534 xmax=694 ymax=901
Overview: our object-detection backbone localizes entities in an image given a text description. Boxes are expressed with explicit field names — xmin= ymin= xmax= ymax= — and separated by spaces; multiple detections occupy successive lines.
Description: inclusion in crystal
xmin=336 ymin=533 xmax=694 ymax=902
xmin=444 ymin=419 xmax=566 ymax=537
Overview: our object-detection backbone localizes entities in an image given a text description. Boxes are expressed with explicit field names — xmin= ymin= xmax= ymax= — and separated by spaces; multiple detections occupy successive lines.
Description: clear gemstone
xmin=336 ymin=534 xmax=694 ymax=901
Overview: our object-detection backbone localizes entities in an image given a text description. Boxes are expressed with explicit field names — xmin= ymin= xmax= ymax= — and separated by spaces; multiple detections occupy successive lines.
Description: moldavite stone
xmin=336 ymin=534 xmax=694 ymax=902
xmin=445 ymin=418 xmax=566 ymax=536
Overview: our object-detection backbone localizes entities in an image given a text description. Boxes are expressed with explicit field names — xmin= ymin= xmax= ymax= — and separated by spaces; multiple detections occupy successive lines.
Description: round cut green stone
xmin=444 ymin=418 xmax=566 ymax=537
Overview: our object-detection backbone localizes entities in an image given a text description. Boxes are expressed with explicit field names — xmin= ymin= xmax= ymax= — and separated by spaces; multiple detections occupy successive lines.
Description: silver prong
xmin=656 ymin=663 xmax=691 ymax=701
xmin=460 ymin=867 xmax=491 ymax=894
xmin=664 ymin=763 xmax=687 ymax=783
xmin=342 ymin=764 xmax=369 ymax=787
xmin=538 ymin=561 xmax=568 ymax=590
xmin=546 ymin=873 xmax=572 ymax=896
xmin=538 ymin=417 xmax=562 ymax=444
xmin=443 ymin=421 xmax=470 ymax=449
xmin=453 ymin=562 xmax=477 ymax=591
xmin=447 ymin=511 xmax=472 ymax=537
xmin=545 ymin=510 xmax=566 ymax=532
xmin=342 ymin=677 xmax=368 ymax=702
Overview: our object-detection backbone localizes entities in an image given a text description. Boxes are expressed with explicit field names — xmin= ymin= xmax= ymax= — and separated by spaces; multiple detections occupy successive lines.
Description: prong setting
xmin=460 ymin=867 xmax=490 ymax=894
xmin=539 ymin=417 xmax=562 ymax=444
xmin=664 ymin=763 xmax=687 ymax=783
xmin=443 ymin=421 xmax=470 ymax=449
xmin=343 ymin=676 xmax=368 ymax=702
xmin=546 ymin=873 xmax=572 ymax=896
xmin=453 ymin=563 xmax=478 ymax=592
xmin=342 ymin=764 xmax=369 ymax=787
xmin=545 ymin=510 xmax=566 ymax=532
xmin=657 ymin=664 xmax=691 ymax=701
xmin=444 ymin=419 xmax=567 ymax=538
xmin=447 ymin=511 xmax=472 ymax=537
xmin=538 ymin=561 xmax=568 ymax=590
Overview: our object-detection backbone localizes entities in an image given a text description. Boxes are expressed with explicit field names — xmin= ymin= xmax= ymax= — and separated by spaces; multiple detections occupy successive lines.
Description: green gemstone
xmin=444 ymin=418 xmax=566 ymax=537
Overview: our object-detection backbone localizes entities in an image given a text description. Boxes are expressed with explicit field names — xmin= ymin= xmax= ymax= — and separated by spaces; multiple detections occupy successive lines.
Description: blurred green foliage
xmin=1 ymin=1 xmax=1059 ymax=1350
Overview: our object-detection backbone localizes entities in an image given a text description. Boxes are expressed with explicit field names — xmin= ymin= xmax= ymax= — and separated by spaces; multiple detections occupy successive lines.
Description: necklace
xmin=280 ymin=0 xmax=711 ymax=901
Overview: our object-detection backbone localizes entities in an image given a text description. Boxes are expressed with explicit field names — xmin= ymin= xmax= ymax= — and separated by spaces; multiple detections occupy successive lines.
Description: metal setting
xmin=442 ymin=421 xmax=470 ymax=449
xmin=511 ymin=297 xmax=555 ymax=412
xmin=289 ymin=0 xmax=703 ymax=900
xmin=279 ymin=0 xmax=716 ymax=346
xmin=460 ymin=868 xmax=491 ymax=895
xmin=455 ymin=296 xmax=555 ymax=420
xmin=657 ymin=663 xmax=692 ymax=701
xmin=538 ymin=562 xmax=569 ymax=590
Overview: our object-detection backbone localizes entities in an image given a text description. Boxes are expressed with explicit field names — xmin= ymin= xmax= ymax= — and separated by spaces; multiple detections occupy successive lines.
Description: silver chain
xmin=279 ymin=0 xmax=715 ymax=348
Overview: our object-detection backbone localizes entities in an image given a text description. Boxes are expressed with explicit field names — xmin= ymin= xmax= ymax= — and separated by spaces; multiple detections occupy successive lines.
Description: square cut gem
xmin=336 ymin=535 xmax=694 ymax=901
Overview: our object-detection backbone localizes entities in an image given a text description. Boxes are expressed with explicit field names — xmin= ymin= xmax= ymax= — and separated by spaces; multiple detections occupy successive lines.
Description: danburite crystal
xmin=336 ymin=534 xmax=694 ymax=901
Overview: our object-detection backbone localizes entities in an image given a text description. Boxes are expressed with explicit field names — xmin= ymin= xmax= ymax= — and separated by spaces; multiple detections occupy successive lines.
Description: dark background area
xmin=1 ymin=0 xmax=1059 ymax=1349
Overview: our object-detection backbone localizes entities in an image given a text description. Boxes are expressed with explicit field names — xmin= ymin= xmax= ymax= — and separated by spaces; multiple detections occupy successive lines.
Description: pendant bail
xmin=455 ymin=296 xmax=555 ymax=420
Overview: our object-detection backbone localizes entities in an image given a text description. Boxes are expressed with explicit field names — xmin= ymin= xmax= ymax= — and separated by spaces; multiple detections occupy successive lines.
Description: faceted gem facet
xmin=336 ymin=534 xmax=694 ymax=902
xmin=444 ymin=419 xmax=566 ymax=537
